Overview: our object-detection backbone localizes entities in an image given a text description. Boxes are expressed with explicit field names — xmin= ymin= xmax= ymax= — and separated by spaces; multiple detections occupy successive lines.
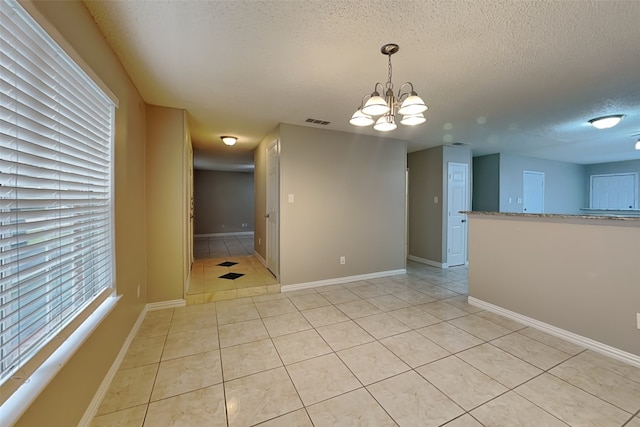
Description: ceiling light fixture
xmin=350 ymin=43 xmax=428 ymax=132
xmin=221 ymin=136 xmax=237 ymax=146
xmin=588 ymin=114 xmax=624 ymax=129
xmin=635 ymin=139 xmax=640 ymax=150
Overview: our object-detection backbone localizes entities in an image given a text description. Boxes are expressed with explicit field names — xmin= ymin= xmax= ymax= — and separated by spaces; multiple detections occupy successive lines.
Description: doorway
xmin=266 ymin=139 xmax=280 ymax=279
xmin=523 ymin=171 xmax=545 ymax=213
xmin=447 ymin=162 xmax=469 ymax=267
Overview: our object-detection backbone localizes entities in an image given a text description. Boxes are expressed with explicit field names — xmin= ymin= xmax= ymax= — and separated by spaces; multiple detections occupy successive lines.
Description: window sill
xmin=0 ymin=294 xmax=120 ymax=426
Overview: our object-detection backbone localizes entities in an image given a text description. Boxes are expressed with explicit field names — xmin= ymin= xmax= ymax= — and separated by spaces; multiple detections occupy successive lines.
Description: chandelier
xmin=350 ymin=43 xmax=428 ymax=131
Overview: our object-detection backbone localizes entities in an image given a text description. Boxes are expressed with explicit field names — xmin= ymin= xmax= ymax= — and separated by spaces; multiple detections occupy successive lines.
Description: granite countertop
xmin=461 ymin=211 xmax=640 ymax=221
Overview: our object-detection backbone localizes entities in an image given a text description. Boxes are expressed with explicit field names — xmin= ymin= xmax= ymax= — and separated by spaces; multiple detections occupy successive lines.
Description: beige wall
xmin=146 ymin=106 xmax=189 ymax=302
xmin=408 ymin=146 xmax=444 ymax=263
xmin=194 ymin=170 xmax=255 ymax=234
xmin=277 ymin=124 xmax=407 ymax=285
xmin=468 ymin=215 xmax=640 ymax=356
xmin=15 ymin=1 xmax=148 ymax=425
xmin=407 ymin=145 xmax=471 ymax=265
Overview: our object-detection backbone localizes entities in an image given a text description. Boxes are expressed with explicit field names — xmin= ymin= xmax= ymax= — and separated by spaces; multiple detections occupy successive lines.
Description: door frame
xmin=523 ymin=170 xmax=545 ymax=213
xmin=266 ymin=139 xmax=280 ymax=279
xmin=447 ymin=162 xmax=469 ymax=267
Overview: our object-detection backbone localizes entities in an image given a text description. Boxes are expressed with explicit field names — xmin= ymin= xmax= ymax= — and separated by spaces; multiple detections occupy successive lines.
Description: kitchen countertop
xmin=461 ymin=211 xmax=640 ymax=222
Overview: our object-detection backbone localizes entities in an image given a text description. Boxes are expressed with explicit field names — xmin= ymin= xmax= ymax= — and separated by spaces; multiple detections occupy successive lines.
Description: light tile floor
xmin=189 ymin=234 xmax=279 ymax=303
xmin=91 ymin=261 xmax=640 ymax=427
xmin=188 ymin=255 xmax=279 ymax=304
xmin=194 ymin=234 xmax=254 ymax=259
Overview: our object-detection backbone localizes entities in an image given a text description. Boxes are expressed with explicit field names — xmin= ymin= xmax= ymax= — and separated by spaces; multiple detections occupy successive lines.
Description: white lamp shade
xmin=374 ymin=115 xmax=397 ymax=131
xmin=362 ymin=95 xmax=390 ymax=116
xmin=589 ymin=115 xmax=624 ymax=129
xmin=349 ymin=109 xmax=374 ymax=126
xmin=400 ymin=113 xmax=426 ymax=126
xmin=221 ymin=136 xmax=237 ymax=146
xmin=398 ymin=94 xmax=428 ymax=115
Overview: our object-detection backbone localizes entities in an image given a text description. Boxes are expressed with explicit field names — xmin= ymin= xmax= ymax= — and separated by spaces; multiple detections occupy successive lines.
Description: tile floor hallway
xmin=90 ymin=261 xmax=640 ymax=426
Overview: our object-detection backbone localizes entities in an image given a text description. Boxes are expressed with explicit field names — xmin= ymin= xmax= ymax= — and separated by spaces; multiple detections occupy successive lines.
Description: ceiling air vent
xmin=305 ymin=118 xmax=331 ymax=125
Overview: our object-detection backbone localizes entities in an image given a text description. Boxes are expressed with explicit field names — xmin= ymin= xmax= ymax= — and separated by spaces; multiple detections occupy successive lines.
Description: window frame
xmin=589 ymin=172 xmax=639 ymax=211
xmin=0 ymin=0 xmax=120 ymax=419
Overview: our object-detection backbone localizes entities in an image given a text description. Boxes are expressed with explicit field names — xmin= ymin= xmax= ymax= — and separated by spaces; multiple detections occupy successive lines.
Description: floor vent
xmin=305 ymin=118 xmax=330 ymax=125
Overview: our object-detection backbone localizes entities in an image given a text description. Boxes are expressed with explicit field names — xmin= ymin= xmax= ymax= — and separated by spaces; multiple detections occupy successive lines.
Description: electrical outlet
xmin=136 ymin=284 xmax=140 ymax=299
xmin=340 ymin=256 xmax=346 ymax=265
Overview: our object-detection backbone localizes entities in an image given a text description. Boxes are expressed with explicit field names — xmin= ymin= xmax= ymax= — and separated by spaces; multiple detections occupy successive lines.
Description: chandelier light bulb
xmin=349 ymin=109 xmax=374 ymax=126
xmin=398 ymin=94 xmax=428 ymax=115
xmin=400 ymin=113 xmax=427 ymax=126
xmin=374 ymin=115 xmax=397 ymax=131
xmin=362 ymin=95 xmax=390 ymax=116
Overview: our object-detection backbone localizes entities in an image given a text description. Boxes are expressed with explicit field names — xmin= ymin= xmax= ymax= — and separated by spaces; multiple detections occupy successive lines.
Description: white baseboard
xmin=468 ymin=297 xmax=640 ymax=368
xmin=282 ymin=269 xmax=406 ymax=292
xmin=408 ymin=255 xmax=448 ymax=269
xmin=146 ymin=299 xmax=186 ymax=311
xmin=253 ymin=251 xmax=267 ymax=267
xmin=194 ymin=231 xmax=254 ymax=238
xmin=78 ymin=304 xmax=147 ymax=426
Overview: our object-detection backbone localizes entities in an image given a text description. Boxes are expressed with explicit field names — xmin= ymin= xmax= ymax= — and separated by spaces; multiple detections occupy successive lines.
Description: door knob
xmin=264 ymin=214 xmax=270 ymax=218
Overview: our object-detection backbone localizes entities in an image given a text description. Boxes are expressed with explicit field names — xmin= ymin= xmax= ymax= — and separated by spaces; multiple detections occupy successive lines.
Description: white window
xmin=0 ymin=0 xmax=115 ymax=390
xmin=590 ymin=173 xmax=638 ymax=210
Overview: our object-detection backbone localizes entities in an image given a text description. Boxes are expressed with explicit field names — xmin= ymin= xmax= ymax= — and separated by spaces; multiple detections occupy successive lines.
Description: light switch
xmin=434 ymin=196 xmax=438 ymax=204
xmin=288 ymin=194 xmax=295 ymax=203
xmin=508 ymin=197 xmax=512 ymax=203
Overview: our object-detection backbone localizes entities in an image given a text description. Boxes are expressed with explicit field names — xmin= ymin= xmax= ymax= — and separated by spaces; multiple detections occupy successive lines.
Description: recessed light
xmin=588 ymin=114 xmax=624 ymax=129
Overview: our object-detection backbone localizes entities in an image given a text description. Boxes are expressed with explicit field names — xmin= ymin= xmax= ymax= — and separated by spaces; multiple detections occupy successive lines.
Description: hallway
xmin=189 ymin=235 xmax=279 ymax=304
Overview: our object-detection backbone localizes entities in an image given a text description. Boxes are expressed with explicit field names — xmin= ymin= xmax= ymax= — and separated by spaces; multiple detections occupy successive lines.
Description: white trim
xmin=468 ymin=297 xmax=640 ymax=368
xmin=282 ymin=269 xmax=406 ymax=292
xmin=77 ymin=304 xmax=148 ymax=427
xmin=1 ymin=296 xmax=120 ymax=427
xmin=254 ymin=251 xmax=267 ymax=267
xmin=408 ymin=255 xmax=448 ymax=269
xmin=194 ymin=231 xmax=254 ymax=238
xmin=146 ymin=299 xmax=186 ymax=311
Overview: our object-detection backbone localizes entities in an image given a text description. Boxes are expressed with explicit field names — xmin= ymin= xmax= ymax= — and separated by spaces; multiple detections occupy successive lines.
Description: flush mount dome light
xmin=588 ymin=114 xmax=624 ymax=129
xmin=221 ymin=136 xmax=237 ymax=146
xmin=636 ymin=139 xmax=640 ymax=151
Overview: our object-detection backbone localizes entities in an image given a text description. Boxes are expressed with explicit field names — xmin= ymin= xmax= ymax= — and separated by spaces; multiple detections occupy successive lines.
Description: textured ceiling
xmin=83 ymin=0 xmax=640 ymax=169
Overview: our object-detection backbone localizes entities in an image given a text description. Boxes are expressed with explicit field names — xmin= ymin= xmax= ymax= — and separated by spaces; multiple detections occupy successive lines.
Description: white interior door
xmin=523 ymin=171 xmax=545 ymax=213
xmin=447 ymin=162 xmax=469 ymax=267
xmin=266 ymin=140 xmax=280 ymax=279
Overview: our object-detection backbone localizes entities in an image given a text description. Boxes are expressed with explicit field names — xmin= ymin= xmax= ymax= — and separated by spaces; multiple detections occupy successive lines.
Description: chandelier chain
xmin=386 ymin=54 xmax=394 ymax=91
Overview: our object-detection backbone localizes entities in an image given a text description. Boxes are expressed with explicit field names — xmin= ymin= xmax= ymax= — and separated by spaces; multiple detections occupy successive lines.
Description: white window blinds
xmin=0 ymin=0 xmax=115 ymax=385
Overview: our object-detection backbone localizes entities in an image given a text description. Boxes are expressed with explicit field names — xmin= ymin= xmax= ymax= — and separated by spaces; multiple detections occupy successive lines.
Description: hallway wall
xmin=254 ymin=124 xmax=407 ymax=286
xmin=194 ymin=170 xmax=255 ymax=235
